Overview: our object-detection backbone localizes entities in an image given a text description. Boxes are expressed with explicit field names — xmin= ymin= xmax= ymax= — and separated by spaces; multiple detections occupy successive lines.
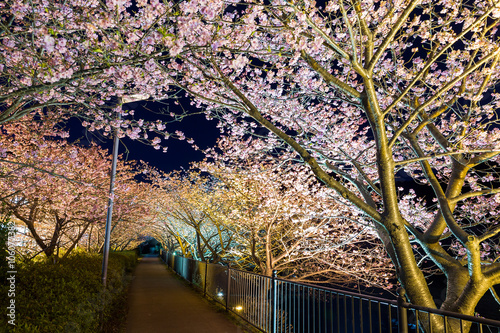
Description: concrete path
xmin=125 ymin=256 xmax=245 ymax=333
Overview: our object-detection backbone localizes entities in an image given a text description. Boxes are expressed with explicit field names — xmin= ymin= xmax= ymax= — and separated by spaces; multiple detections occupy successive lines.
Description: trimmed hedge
xmin=0 ymin=251 xmax=137 ymax=333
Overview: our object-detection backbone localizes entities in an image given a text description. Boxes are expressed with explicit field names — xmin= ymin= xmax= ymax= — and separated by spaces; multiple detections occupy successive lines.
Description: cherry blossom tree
xmin=4 ymin=0 xmax=500 ymax=328
xmin=148 ymin=170 xmax=235 ymax=262
xmin=0 ymin=0 xmax=183 ymax=148
xmin=154 ymin=0 xmax=500 ymax=329
xmin=148 ymin=155 xmax=395 ymax=288
xmin=0 ymin=117 xmax=153 ymax=259
xmin=89 ymin=180 xmax=155 ymax=253
xmin=197 ymin=138 xmax=395 ymax=289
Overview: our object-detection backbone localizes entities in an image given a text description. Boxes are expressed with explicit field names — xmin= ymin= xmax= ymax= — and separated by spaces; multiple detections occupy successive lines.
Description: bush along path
xmin=0 ymin=251 xmax=138 ymax=333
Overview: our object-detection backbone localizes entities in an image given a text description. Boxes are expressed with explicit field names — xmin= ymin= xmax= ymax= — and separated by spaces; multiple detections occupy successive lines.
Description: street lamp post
xmin=101 ymin=114 xmax=120 ymax=287
xmin=100 ymin=93 xmax=149 ymax=287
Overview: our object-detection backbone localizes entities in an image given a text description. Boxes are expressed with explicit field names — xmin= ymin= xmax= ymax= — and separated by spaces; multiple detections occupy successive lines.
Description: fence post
xmin=204 ymin=260 xmax=208 ymax=297
xmin=397 ymin=287 xmax=408 ymax=333
xmin=271 ymin=270 xmax=277 ymax=333
xmin=226 ymin=263 xmax=231 ymax=311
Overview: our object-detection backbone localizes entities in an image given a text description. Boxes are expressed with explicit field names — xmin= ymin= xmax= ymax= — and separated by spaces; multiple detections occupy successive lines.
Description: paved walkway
xmin=125 ymin=256 xmax=245 ymax=333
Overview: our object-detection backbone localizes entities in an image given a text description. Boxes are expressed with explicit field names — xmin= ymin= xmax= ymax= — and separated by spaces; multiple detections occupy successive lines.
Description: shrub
xmin=0 ymin=251 xmax=137 ymax=333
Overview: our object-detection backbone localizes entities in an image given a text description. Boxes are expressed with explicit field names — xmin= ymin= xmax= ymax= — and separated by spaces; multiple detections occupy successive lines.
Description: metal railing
xmin=159 ymin=250 xmax=500 ymax=333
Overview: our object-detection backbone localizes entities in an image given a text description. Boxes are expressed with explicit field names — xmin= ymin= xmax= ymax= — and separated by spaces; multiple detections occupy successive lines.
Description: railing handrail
xmin=274 ymin=276 xmax=399 ymax=306
xmin=161 ymin=250 xmax=500 ymax=331
xmin=223 ymin=264 xmax=400 ymax=306
xmin=399 ymin=301 xmax=500 ymax=328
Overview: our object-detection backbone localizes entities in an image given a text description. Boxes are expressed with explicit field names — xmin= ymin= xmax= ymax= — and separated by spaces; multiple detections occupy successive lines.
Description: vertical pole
xmin=226 ymin=263 xmax=231 ymax=311
xmin=204 ymin=260 xmax=208 ymax=297
xmin=397 ymin=287 xmax=408 ymax=333
xmin=271 ymin=270 xmax=277 ymax=333
xmin=101 ymin=115 xmax=120 ymax=288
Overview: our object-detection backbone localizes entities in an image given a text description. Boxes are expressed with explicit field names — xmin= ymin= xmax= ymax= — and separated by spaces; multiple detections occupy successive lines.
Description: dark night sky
xmin=120 ymin=117 xmax=219 ymax=172
xmin=69 ymin=99 xmax=220 ymax=173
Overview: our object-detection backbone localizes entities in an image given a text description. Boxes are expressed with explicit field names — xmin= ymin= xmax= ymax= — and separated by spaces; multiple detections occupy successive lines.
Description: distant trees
xmin=149 ymin=138 xmax=395 ymax=289
xmin=0 ymin=117 xmax=153 ymax=259
xmin=149 ymin=170 xmax=234 ymax=262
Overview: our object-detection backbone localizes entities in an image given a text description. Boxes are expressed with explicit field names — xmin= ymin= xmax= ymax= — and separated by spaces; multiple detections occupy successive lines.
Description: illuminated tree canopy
xmin=2 ymin=0 xmax=500 ymax=329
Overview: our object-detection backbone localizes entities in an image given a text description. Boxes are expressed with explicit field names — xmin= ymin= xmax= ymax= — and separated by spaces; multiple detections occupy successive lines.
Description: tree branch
xmin=210 ymin=56 xmax=382 ymax=224
xmin=389 ymin=47 xmax=500 ymax=149
xmin=300 ymin=51 xmax=361 ymax=100
xmin=367 ymin=0 xmax=420 ymax=72
xmin=382 ymin=6 xmax=497 ymax=116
